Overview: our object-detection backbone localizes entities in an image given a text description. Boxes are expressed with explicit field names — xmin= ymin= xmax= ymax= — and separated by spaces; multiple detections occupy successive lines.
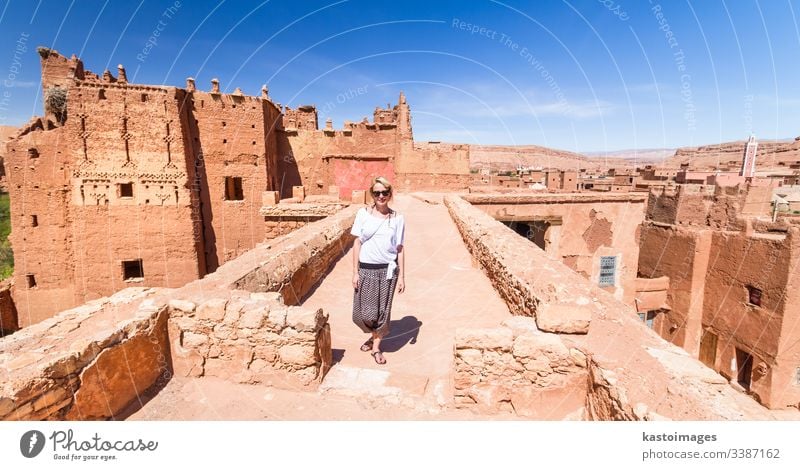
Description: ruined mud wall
xmin=638 ymin=223 xmax=709 ymax=355
xmin=647 ymin=186 xmax=714 ymax=226
xmin=188 ymin=90 xmax=282 ymax=271
xmin=647 ymin=185 xmax=749 ymax=231
xmin=64 ymin=83 xmax=204 ymax=295
xmin=0 ymin=208 xmax=358 ymax=420
xmin=280 ymin=126 xmax=398 ymax=200
xmin=395 ymin=142 xmax=471 ymax=191
xmin=463 ymin=193 xmax=646 ymax=305
xmin=5 ymin=50 xmax=296 ymax=326
xmin=585 ymin=360 xmax=640 ymax=420
xmin=167 ymin=291 xmax=330 ymax=389
xmin=445 ymin=194 xmax=602 ymax=333
xmin=454 ymin=317 xmax=587 ymax=419
xmin=261 ymin=201 xmax=347 ymax=240
xmin=0 ymin=288 xmax=170 ymax=420
xmin=773 ymin=238 xmax=800 ymax=410
xmin=278 ymin=96 xmax=471 ymax=197
xmin=0 ymin=280 xmax=18 ymax=334
xmin=234 ymin=205 xmax=358 ymax=305
xmin=394 ymin=172 xmax=471 ymax=192
xmin=444 ymin=194 xmax=775 ymax=420
xmin=701 ymin=228 xmax=798 ymax=408
xmin=7 ymin=49 xmax=214 ymax=326
xmin=5 ymin=124 xmax=78 ymax=326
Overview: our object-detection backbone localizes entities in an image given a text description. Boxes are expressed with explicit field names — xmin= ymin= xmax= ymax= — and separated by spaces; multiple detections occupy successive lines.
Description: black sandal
xmin=371 ymin=350 xmax=386 ymax=365
xmin=360 ymin=338 xmax=374 ymax=352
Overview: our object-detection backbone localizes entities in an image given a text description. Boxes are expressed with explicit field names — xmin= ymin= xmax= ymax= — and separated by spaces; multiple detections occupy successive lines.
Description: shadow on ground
xmin=380 ymin=316 xmax=422 ymax=353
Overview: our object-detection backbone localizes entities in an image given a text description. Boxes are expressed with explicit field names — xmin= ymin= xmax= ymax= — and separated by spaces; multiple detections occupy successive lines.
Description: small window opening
xmin=747 ymin=286 xmax=762 ymax=306
xmin=26 ymin=274 xmax=36 ymax=288
xmin=28 ymin=148 xmax=39 ymax=158
xmin=31 ymin=215 xmax=38 ymax=227
xmin=122 ymin=259 xmax=144 ymax=280
xmin=224 ymin=176 xmax=244 ymax=200
xmin=223 ymin=139 xmax=227 ymax=144
xmin=222 ymin=121 xmax=226 ymax=127
xmin=141 ymin=93 xmax=148 ymax=102
xmin=119 ymin=183 xmax=134 ymax=198
xmin=599 ymin=256 xmax=617 ymax=287
xmin=98 ymin=89 xmax=106 ymax=100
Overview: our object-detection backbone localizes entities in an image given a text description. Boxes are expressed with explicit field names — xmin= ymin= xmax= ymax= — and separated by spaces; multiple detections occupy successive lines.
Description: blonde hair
xmin=370 ymin=176 xmax=393 ymax=193
xmin=369 ymin=176 xmax=395 ymax=216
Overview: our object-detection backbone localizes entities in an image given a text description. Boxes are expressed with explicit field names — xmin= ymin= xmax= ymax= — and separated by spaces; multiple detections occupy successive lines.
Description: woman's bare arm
xmin=352 ymin=238 xmax=362 ymax=289
xmin=397 ymin=245 xmax=405 ymax=293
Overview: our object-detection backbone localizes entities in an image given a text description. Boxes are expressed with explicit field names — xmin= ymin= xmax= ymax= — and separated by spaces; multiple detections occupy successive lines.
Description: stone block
xmin=278 ymin=344 xmax=316 ymax=367
xmin=0 ymin=397 xmax=16 ymax=417
xmin=466 ymin=383 xmax=511 ymax=411
xmin=5 ymin=401 xmax=34 ymax=420
xmin=512 ymin=333 xmax=569 ymax=361
xmin=251 ymin=292 xmax=283 ymax=304
xmin=262 ymin=191 xmax=280 ymax=206
xmin=454 ymin=328 xmax=513 ymax=351
xmin=294 ymin=366 xmax=320 ymax=386
xmin=535 ymin=303 xmax=591 ymax=334
xmin=510 ymin=375 xmax=587 ymax=419
xmin=316 ymin=323 xmax=332 ymax=379
xmin=454 ymin=373 xmax=480 ymax=390
xmin=285 ymin=307 xmax=323 ymax=332
xmin=351 ymin=190 xmax=366 ymax=204
xmin=66 ymin=315 xmax=170 ymax=420
xmin=213 ymin=323 xmax=236 ymax=340
xmin=254 ymin=344 xmax=278 ymax=363
xmin=168 ymin=299 xmax=196 ymax=315
xmin=265 ymin=307 xmax=287 ymax=330
xmin=292 ymin=186 xmax=306 ymax=202
xmin=203 ymin=358 xmax=229 ymax=379
xmin=168 ymin=320 xmax=205 ymax=378
xmin=223 ymin=299 xmax=248 ymax=325
xmin=32 ymin=386 xmax=69 ymax=411
xmin=456 ymin=348 xmax=483 ymax=367
xmin=182 ymin=332 xmax=209 ymax=349
xmin=570 ymin=348 xmax=587 ymax=368
xmin=501 ymin=316 xmax=540 ymax=337
xmin=328 ymin=185 xmax=340 ymax=199
xmin=197 ymin=298 xmax=228 ymax=322
xmin=239 ymin=306 xmax=267 ymax=329
xmin=28 ymin=396 xmax=71 ymax=421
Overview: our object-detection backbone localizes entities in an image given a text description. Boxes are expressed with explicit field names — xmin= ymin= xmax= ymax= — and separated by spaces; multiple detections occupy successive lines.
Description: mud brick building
xmin=639 ymin=183 xmax=800 ymax=409
xmin=4 ymin=49 xmax=470 ymax=327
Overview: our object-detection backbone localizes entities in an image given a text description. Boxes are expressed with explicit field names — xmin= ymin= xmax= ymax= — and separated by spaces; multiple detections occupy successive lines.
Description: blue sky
xmin=0 ymin=0 xmax=798 ymax=152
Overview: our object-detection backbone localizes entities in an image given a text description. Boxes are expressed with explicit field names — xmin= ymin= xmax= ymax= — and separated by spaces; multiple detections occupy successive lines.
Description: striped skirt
xmin=352 ymin=262 xmax=399 ymax=337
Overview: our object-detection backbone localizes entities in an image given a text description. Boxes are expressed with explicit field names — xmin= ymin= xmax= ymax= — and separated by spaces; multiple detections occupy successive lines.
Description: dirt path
xmin=300 ymin=193 xmax=511 ymax=410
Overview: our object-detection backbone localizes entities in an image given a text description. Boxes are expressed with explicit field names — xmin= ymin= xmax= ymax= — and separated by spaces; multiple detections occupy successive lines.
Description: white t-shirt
xmin=350 ymin=207 xmax=405 ymax=279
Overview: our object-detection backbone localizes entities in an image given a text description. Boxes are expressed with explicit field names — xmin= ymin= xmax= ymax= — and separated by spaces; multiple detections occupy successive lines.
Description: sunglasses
xmin=372 ymin=190 xmax=391 ymax=197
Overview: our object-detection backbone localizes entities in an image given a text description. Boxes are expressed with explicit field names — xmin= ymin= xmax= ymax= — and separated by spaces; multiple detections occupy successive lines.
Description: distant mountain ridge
xmin=667 ymin=137 xmax=800 ymax=170
xmin=469 ymin=144 xmax=632 ymax=172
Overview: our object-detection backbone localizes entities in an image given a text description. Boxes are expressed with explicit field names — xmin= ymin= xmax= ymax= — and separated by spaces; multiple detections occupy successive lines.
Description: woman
xmin=350 ymin=176 xmax=405 ymax=365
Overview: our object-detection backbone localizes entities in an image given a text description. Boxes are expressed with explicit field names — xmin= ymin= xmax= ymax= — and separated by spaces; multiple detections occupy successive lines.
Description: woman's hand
xmin=397 ymin=278 xmax=405 ymax=294
xmin=352 ymin=272 xmax=360 ymax=290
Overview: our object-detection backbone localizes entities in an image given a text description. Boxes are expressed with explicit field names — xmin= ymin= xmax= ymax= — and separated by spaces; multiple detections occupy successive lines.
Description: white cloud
xmin=406 ymin=82 xmax=615 ymax=120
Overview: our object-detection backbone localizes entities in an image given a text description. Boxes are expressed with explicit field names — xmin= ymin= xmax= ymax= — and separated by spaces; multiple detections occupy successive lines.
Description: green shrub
xmin=0 ymin=193 xmax=12 ymax=279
